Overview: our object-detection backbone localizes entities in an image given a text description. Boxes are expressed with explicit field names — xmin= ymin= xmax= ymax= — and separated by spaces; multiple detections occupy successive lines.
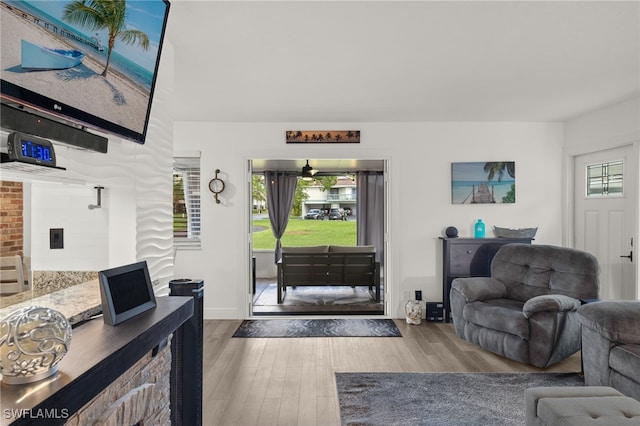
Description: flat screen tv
xmin=98 ymin=260 xmax=157 ymax=326
xmin=1 ymin=0 xmax=170 ymax=144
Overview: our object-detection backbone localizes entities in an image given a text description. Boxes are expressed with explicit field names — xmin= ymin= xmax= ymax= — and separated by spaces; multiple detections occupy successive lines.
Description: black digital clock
xmin=7 ymin=132 xmax=56 ymax=167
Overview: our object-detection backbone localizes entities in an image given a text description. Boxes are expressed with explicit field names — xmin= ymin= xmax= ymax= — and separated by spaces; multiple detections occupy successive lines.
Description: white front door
xmin=574 ymin=145 xmax=637 ymax=300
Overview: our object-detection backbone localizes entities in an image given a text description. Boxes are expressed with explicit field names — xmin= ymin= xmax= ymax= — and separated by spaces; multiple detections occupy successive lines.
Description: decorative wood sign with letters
xmin=286 ymin=130 xmax=360 ymax=144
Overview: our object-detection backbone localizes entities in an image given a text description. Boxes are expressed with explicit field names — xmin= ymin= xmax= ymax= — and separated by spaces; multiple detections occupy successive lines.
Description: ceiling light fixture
xmin=301 ymin=160 xmax=317 ymax=180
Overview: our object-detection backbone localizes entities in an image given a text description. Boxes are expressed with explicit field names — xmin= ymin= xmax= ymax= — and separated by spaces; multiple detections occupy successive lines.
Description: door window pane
xmin=586 ymin=161 xmax=623 ymax=196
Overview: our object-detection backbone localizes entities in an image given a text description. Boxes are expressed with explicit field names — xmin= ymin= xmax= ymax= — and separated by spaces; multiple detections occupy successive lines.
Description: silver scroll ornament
xmin=0 ymin=306 xmax=72 ymax=384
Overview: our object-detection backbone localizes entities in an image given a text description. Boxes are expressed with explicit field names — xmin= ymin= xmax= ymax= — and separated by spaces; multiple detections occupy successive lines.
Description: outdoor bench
xmin=277 ymin=245 xmax=380 ymax=304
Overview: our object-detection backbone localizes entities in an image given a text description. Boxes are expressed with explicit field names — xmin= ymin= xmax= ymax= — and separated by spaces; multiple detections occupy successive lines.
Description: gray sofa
xmin=450 ymin=244 xmax=599 ymax=368
xmin=577 ymin=301 xmax=640 ymax=400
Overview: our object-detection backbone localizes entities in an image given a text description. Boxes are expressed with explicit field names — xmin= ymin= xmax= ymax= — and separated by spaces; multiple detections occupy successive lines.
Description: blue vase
xmin=474 ymin=219 xmax=485 ymax=238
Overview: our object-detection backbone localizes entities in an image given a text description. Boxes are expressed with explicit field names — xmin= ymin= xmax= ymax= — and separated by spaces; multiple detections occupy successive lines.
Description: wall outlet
xmin=50 ymin=228 xmax=64 ymax=249
xmin=415 ymin=290 xmax=422 ymax=301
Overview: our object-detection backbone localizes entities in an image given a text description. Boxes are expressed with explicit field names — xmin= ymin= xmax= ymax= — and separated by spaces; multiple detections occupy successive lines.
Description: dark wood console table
xmin=1 ymin=296 xmax=193 ymax=426
xmin=441 ymin=237 xmax=533 ymax=322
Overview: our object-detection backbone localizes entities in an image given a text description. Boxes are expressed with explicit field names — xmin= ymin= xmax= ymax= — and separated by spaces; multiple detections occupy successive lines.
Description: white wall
xmin=174 ymin=121 xmax=565 ymax=319
xmin=564 ymin=97 xmax=640 ymax=155
xmin=31 ymin=182 xmax=109 ymax=271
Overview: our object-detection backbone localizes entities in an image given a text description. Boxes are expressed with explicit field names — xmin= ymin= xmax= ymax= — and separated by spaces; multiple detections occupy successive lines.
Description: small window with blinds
xmin=173 ymin=154 xmax=201 ymax=248
xmin=586 ymin=160 xmax=623 ymax=197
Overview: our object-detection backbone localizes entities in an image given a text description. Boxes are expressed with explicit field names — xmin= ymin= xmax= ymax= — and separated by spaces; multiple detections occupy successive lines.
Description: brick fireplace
xmin=0 ymin=180 xmax=23 ymax=257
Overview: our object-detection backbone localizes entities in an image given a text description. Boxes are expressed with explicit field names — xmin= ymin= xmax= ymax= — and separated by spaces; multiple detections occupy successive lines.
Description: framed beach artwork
xmin=451 ymin=162 xmax=516 ymax=204
xmin=286 ymin=130 xmax=360 ymax=144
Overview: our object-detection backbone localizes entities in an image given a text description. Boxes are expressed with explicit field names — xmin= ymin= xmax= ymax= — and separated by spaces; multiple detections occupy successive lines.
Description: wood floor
xmin=203 ymin=319 xmax=582 ymax=426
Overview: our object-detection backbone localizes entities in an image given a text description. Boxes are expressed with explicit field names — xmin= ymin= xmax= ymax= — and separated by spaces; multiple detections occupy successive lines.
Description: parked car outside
xmin=304 ymin=208 xmax=325 ymax=220
xmin=328 ymin=208 xmax=347 ymax=221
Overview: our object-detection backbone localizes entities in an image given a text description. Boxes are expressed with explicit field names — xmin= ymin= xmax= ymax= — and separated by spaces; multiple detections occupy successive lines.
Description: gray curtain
xmin=356 ymin=172 xmax=384 ymax=262
xmin=264 ymin=171 xmax=298 ymax=263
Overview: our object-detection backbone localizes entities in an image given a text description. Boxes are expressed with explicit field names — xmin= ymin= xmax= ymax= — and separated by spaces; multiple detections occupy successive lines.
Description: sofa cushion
xmin=578 ymin=301 xmax=640 ymax=345
xmin=463 ymin=298 xmax=529 ymax=339
xmin=537 ymin=396 xmax=640 ymax=425
xmin=328 ymin=245 xmax=375 ymax=253
xmin=281 ymin=245 xmax=328 ymax=253
xmin=610 ymin=344 xmax=640 ymax=384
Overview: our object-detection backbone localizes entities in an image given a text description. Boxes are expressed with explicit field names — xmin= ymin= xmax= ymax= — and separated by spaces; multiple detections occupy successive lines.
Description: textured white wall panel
xmin=135 ymin=42 xmax=175 ymax=290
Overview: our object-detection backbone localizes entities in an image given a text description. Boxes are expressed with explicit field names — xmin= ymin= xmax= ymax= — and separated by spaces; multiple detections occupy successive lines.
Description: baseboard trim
xmin=203 ymin=308 xmax=239 ymax=320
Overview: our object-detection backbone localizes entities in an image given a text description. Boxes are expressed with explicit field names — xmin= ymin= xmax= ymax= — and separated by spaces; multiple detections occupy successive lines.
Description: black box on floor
xmin=426 ymin=302 xmax=444 ymax=322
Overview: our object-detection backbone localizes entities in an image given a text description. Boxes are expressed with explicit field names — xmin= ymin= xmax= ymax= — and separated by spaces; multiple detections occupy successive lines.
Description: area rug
xmin=254 ymin=283 xmax=383 ymax=306
xmin=232 ymin=318 xmax=401 ymax=338
xmin=336 ymin=372 xmax=584 ymax=426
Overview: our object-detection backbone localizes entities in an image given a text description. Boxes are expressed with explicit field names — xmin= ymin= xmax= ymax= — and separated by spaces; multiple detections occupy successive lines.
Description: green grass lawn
xmin=252 ymin=218 xmax=356 ymax=249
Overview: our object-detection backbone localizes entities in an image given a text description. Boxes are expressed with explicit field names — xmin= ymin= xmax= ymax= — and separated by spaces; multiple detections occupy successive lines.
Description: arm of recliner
xmin=577 ymin=301 xmax=640 ymax=345
xmin=522 ymin=294 xmax=581 ymax=319
xmin=451 ymin=277 xmax=507 ymax=303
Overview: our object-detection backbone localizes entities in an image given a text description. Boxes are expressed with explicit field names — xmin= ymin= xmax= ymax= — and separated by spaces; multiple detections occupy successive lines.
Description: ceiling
xmin=166 ymin=1 xmax=639 ymax=123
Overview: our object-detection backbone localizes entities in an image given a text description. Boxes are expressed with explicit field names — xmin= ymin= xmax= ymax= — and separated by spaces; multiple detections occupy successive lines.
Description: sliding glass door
xmin=247 ymin=159 xmax=388 ymax=317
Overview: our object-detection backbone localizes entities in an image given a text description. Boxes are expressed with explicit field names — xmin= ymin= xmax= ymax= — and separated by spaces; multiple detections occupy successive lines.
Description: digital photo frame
xmin=98 ymin=261 xmax=157 ymax=326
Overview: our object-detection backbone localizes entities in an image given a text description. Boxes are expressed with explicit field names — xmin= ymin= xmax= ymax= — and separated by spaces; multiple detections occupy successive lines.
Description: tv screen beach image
xmin=451 ymin=162 xmax=516 ymax=204
xmin=0 ymin=0 xmax=168 ymax=140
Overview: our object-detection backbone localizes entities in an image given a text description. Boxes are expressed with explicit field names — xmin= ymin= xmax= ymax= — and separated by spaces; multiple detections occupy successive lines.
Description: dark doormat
xmin=336 ymin=372 xmax=584 ymax=425
xmin=232 ymin=318 xmax=402 ymax=338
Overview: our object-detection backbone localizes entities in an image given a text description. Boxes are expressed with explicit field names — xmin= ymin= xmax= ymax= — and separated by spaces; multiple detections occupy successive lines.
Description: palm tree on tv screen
xmin=63 ymin=0 xmax=150 ymax=78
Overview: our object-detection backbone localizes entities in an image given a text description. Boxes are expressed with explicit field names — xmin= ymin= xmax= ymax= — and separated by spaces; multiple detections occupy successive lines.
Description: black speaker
xmin=1 ymin=103 xmax=108 ymax=153
xmin=445 ymin=226 xmax=459 ymax=238
xmin=426 ymin=302 xmax=445 ymax=322
xmin=169 ymin=279 xmax=204 ymax=426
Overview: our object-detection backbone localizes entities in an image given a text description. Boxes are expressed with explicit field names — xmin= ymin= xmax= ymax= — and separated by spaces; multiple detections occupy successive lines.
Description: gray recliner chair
xmin=577 ymin=300 xmax=640 ymax=400
xmin=450 ymin=244 xmax=599 ymax=368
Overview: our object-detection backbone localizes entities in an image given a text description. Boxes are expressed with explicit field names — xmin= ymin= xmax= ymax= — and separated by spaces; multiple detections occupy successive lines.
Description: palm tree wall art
xmin=451 ymin=162 xmax=516 ymax=204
